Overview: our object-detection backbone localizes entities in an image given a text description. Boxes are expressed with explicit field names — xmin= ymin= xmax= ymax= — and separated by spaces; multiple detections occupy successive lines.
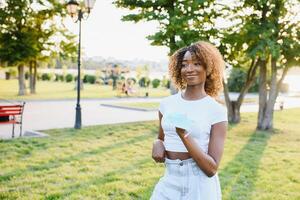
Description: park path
xmin=1 ymin=94 xmax=299 ymax=139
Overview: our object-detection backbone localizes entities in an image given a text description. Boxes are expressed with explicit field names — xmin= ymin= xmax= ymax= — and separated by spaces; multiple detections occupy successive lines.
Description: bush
xmin=88 ymin=75 xmax=96 ymax=84
xmin=25 ymin=71 xmax=29 ymax=80
xmin=37 ymin=72 xmax=42 ymax=81
xmin=6 ymin=68 xmax=17 ymax=79
xmin=59 ymin=74 xmax=64 ymax=82
xmin=54 ymin=74 xmax=64 ymax=82
xmin=248 ymin=78 xmax=259 ymax=93
xmin=138 ymin=77 xmax=151 ymax=88
xmin=83 ymin=75 xmax=89 ymax=83
xmin=65 ymin=74 xmax=73 ymax=82
xmin=161 ymin=76 xmax=170 ymax=89
xmin=83 ymin=75 xmax=96 ymax=84
xmin=166 ymin=80 xmax=170 ymax=89
xmin=54 ymin=74 xmax=60 ymax=81
xmin=152 ymin=78 xmax=161 ymax=88
xmin=228 ymin=68 xmax=259 ymax=93
xmin=41 ymin=73 xmax=51 ymax=81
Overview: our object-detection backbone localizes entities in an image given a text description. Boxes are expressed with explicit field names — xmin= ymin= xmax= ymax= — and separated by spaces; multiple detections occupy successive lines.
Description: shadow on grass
xmin=219 ymin=130 xmax=272 ymax=199
xmin=0 ymin=132 xmax=153 ymax=183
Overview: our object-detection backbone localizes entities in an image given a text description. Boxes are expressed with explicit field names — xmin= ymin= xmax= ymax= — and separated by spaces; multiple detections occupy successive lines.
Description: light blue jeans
xmin=150 ymin=158 xmax=222 ymax=200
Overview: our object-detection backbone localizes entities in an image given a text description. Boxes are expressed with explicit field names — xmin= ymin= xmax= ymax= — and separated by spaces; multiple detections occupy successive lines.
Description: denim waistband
xmin=164 ymin=158 xmax=207 ymax=177
xmin=165 ymin=157 xmax=194 ymax=164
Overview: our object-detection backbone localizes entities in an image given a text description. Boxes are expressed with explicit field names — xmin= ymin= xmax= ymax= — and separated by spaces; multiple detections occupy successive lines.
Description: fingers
xmin=152 ymin=155 xmax=165 ymax=163
xmin=152 ymin=150 xmax=165 ymax=163
xmin=175 ymin=127 xmax=186 ymax=136
xmin=152 ymin=139 xmax=166 ymax=163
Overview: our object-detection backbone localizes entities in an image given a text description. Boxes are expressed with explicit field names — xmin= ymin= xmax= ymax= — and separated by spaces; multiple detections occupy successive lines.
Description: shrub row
xmin=22 ymin=72 xmax=171 ymax=88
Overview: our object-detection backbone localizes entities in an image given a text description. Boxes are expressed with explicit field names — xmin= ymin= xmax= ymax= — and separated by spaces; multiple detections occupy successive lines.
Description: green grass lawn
xmin=0 ymin=79 xmax=170 ymax=100
xmin=0 ymin=109 xmax=300 ymax=199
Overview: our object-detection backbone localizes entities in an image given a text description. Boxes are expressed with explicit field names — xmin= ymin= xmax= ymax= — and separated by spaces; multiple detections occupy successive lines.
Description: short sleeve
xmin=211 ymin=105 xmax=228 ymax=125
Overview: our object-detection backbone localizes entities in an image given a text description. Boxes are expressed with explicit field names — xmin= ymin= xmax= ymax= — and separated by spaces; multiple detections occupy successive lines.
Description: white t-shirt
xmin=159 ymin=91 xmax=228 ymax=153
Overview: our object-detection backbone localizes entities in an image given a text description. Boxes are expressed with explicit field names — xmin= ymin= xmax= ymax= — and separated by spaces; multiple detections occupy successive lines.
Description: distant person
xmin=127 ymin=81 xmax=136 ymax=96
xmin=151 ymin=41 xmax=228 ymax=199
xmin=122 ymin=82 xmax=128 ymax=96
xmin=280 ymin=100 xmax=284 ymax=110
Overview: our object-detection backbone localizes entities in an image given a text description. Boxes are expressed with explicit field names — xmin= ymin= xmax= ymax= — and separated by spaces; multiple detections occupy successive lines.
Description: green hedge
xmin=83 ymin=75 xmax=96 ymax=84
xmin=228 ymin=68 xmax=259 ymax=93
xmin=65 ymin=74 xmax=73 ymax=82
xmin=41 ymin=73 xmax=52 ymax=81
xmin=152 ymin=78 xmax=161 ymax=88
xmin=138 ymin=77 xmax=151 ymax=88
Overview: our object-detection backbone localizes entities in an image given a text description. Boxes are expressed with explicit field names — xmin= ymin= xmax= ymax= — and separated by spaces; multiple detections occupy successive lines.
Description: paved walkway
xmin=1 ymin=94 xmax=299 ymax=139
xmin=0 ymin=98 xmax=161 ymax=139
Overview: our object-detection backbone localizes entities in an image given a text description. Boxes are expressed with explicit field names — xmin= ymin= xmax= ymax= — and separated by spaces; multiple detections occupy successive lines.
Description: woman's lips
xmin=186 ymin=75 xmax=198 ymax=79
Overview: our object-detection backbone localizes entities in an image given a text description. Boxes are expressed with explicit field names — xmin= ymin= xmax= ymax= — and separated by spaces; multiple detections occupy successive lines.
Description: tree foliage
xmin=114 ymin=0 xmax=221 ymax=54
xmin=0 ymin=0 xmax=77 ymax=95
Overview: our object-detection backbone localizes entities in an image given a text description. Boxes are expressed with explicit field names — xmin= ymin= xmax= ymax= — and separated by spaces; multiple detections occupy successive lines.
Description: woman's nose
xmin=186 ymin=64 xmax=194 ymax=71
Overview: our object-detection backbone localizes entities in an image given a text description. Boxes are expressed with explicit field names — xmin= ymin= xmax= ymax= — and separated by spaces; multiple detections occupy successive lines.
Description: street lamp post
xmin=66 ymin=0 xmax=96 ymax=129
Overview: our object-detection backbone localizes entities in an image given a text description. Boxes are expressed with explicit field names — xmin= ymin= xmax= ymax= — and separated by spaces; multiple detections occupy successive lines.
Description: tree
xmin=227 ymin=0 xmax=300 ymax=130
xmin=0 ymin=0 xmax=37 ymax=95
xmin=218 ymin=0 xmax=300 ymax=127
xmin=114 ymin=0 xmax=221 ymax=94
xmin=216 ymin=1 xmax=261 ymax=123
xmin=0 ymin=0 xmax=76 ymax=95
xmin=254 ymin=0 xmax=300 ymax=130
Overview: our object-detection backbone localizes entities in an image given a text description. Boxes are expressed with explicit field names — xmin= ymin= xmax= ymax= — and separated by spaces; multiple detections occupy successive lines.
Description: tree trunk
xmin=222 ymin=79 xmax=233 ymax=119
xmin=257 ymin=1 xmax=284 ymax=130
xmin=223 ymin=78 xmax=242 ymax=123
xmin=230 ymin=101 xmax=241 ymax=123
xmin=33 ymin=61 xmax=37 ymax=93
xmin=29 ymin=61 xmax=35 ymax=94
xmin=29 ymin=60 xmax=37 ymax=94
xmin=258 ymin=59 xmax=289 ymax=130
xmin=223 ymin=81 xmax=241 ymax=122
xmin=257 ymin=60 xmax=268 ymax=130
xmin=223 ymin=58 xmax=259 ymax=123
xmin=18 ymin=64 xmax=26 ymax=96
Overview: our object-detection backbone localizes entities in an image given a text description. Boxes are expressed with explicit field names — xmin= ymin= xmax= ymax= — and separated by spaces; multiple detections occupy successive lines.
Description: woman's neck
xmin=183 ymin=84 xmax=207 ymax=100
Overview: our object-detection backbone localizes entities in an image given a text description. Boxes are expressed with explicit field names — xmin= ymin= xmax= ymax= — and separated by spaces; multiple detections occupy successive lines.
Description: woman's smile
xmin=186 ymin=75 xmax=198 ymax=78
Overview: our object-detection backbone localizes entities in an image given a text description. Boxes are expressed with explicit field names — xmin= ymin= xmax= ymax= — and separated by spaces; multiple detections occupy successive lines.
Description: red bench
xmin=0 ymin=102 xmax=25 ymax=138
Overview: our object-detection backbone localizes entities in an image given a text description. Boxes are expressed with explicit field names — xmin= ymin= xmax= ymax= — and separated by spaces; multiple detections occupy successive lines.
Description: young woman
xmin=151 ymin=41 xmax=227 ymax=200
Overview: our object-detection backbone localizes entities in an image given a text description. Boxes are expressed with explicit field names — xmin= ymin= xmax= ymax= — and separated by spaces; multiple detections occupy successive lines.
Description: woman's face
xmin=181 ymin=51 xmax=206 ymax=86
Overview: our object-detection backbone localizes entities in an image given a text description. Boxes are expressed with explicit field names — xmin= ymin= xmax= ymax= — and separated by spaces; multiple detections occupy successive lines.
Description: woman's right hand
xmin=152 ymin=139 xmax=166 ymax=163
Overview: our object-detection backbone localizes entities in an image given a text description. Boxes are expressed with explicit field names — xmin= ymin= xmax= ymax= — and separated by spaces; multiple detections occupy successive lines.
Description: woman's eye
xmin=181 ymin=64 xmax=187 ymax=68
xmin=195 ymin=63 xmax=201 ymax=66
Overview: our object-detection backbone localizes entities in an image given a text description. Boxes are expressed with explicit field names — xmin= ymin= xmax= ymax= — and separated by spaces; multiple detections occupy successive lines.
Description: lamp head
xmin=66 ymin=0 xmax=79 ymax=18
